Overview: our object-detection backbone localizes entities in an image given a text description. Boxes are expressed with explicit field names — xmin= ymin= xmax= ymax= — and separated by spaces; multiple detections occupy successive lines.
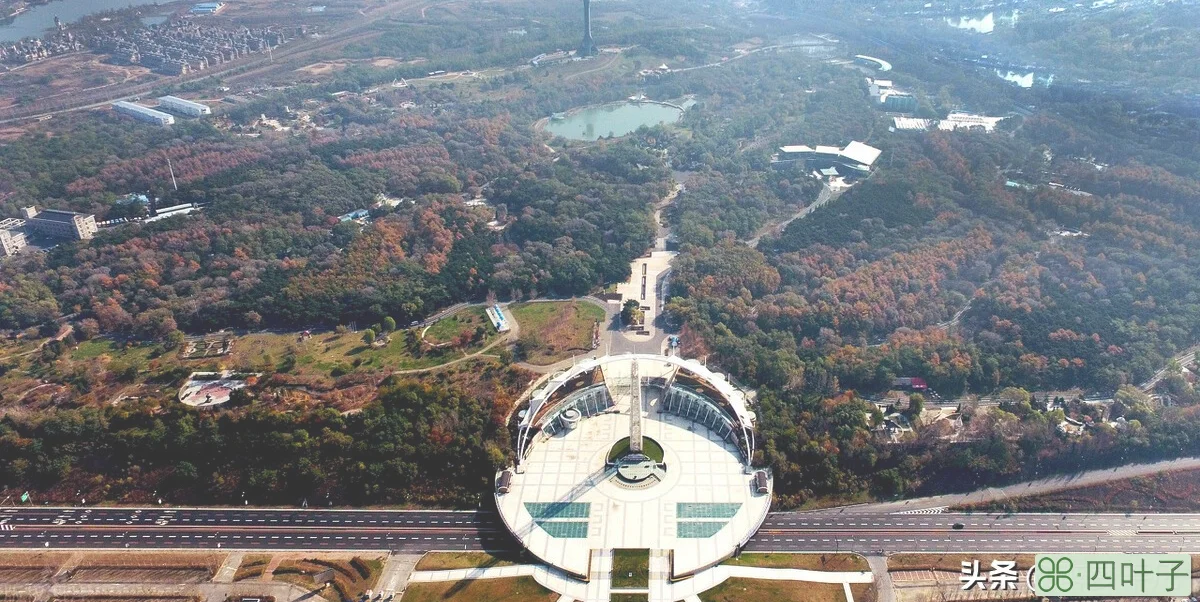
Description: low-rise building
xmin=112 ymin=101 xmax=175 ymax=125
xmin=775 ymin=140 xmax=882 ymax=176
xmin=157 ymin=95 xmax=212 ymax=117
xmin=337 ymin=209 xmax=370 ymax=222
xmin=23 ymin=206 xmax=97 ymax=240
xmin=892 ymin=376 xmax=929 ymax=391
xmin=893 ymin=112 xmax=1007 ymax=133
xmin=0 ymin=218 xmax=27 ymax=256
xmin=189 ymin=2 xmax=227 ymax=14
xmin=0 ymin=229 xmax=26 ymax=256
xmin=939 ymin=111 xmax=1005 ymax=132
xmin=881 ymin=94 xmax=917 ymax=113
xmin=867 ymin=77 xmax=917 ymax=113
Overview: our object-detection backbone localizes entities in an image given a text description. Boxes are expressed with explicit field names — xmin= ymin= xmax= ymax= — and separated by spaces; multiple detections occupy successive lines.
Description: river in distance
xmin=1 ymin=0 xmax=165 ymax=43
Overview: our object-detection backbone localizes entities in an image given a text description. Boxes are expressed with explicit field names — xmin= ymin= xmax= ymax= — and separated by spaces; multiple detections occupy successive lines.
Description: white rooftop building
xmin=113 ymin=101 xmax=175 ymax=125
xmin=939 ymin=111 xmax=1005 ymax=132
xmin=157 ymin=95 xmax=212 ymax=117
xmin=892 ymin=112 xmax=1006 ymax=133
xmin=840 ymin=140 xmax=883 ymax=167
xmin=497 ymin=353 xmax=771 ymax=594
xmin=0 ymin=218 xmax=26 ymax=257
xmin=776 ymin=140 xmax=882 ymax=175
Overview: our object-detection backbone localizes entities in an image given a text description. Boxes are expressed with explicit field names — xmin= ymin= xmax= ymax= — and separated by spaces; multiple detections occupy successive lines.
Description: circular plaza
xmin=495 ymin=353 xmax=772 ymax=583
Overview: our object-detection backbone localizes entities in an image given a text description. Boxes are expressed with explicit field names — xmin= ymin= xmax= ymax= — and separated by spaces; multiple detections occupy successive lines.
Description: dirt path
xmin=391 ymin=305 xmax=520 ymax=375
xmin=0 ymin=324 xmax=73 ymax=362
xmin=391 ymin=332 xmax=511 ymax=375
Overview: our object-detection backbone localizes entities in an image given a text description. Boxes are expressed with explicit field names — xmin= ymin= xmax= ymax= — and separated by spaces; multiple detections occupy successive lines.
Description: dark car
xmin=952 ymin=522 xmax=965 ymax=530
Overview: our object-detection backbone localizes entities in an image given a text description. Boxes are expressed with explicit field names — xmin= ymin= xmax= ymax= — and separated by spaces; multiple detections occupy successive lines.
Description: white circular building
xmin=496 ymin=353 xmax=772 ymax=586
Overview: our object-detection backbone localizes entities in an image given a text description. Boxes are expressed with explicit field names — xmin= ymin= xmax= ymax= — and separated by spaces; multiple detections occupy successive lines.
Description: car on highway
xmin=952 ymin=522 xmax=965 ymax=529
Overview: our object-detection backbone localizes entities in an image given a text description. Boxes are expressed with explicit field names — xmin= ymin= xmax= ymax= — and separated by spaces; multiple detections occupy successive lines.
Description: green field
xmin=414 ymin=551 xmax=521 ymax=571
xmin=226 ymin=328 xmax=496 ymax=377
xmin=70 ymin=339 xmax=158 ymax=363
xmin=0 ymin=335 xmax=43 ymax=359
xmin=423 ymin=306 xmax=497 ymax=346
xmin=607 ymin=436 xmax=665 ymax=463
xmin=610 ymin=549 xmax=649 ymax=589
xmin=510 ymin=300 xmax=606 ymax=365
xmin=399 ymin=576 xmax=558 ymax=602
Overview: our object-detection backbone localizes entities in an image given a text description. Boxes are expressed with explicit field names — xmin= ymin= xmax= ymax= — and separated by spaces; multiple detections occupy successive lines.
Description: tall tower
xmin=579 ymin=0 xmax=596 ymax=56
xmin=628 ymin=359 xmax=643 ymax=454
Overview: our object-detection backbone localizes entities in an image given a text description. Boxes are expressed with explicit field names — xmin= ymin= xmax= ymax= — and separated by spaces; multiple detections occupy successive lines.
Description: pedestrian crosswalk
xmin=894 ymin=506 xmax=948 ymax=515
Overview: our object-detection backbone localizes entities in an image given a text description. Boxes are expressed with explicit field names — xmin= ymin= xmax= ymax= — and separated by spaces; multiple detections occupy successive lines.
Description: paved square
xmin=497 ymin=355 xmax=771 ymax=580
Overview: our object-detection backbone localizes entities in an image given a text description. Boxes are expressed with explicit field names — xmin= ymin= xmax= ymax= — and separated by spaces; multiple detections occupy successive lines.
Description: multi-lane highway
xmin=4 ymin=506 xmax=1200 ymax=554
xmin=749 ymin=512 xmax=1200 ymax=554
xmin=0 ymin=507 xmax=510 ymax=551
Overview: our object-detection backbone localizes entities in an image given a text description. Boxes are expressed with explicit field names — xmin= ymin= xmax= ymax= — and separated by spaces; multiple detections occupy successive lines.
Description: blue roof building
xmin=190 ymin=2 xmax=226 ymax=14
xmin=338 ymin=209 xmax=370 ymax=222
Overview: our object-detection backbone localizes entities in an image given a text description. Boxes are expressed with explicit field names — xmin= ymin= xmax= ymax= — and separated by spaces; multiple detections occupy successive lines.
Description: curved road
xmin=792 ymin=455 xmax=1200 ymax=516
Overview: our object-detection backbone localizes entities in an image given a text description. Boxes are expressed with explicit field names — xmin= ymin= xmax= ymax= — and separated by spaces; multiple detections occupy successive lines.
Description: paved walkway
xmin=407 ymin=561 xmax=872 ymax=602
xmin=719 ymin=565 xmax=873 ymax=584
xmin=13 ymin=581 xmax=315 ymax=602
xmin=213 ymin=551 xmax=243 ymax=583
xmin=407 ymin=564 xmax=539 ymax=582
xmin=867 ymin=556 xmax=895 ymax=602
xmin=376 ymin=553 xmax=422 ymax=599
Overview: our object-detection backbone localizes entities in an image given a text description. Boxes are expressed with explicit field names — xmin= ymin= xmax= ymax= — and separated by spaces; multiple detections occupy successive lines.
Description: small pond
xmin=544 ymin=101 xmax=684 ymax=141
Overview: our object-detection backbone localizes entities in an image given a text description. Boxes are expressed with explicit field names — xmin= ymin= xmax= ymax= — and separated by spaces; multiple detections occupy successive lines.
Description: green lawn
xmin=70 ymin=339 xmax=157 ymax=363
xmin=400 ymin=576 xmax=558 ymax=602
xmin=610 ymin=595 xmax=649 ymax=602
xmin=414 ymin=551 xmax=521 ymax=571
xmin=227 ymin=329 xmax=496 ymax=377
xmin=423 ymin=306 xmax=497 ymax=346
xmin=607 ymin=436 xmax=665 ymax=463
xmin=0 ymin=335 xmax=43 ymax=359
xmin=510 ymin=300 xmax=606 ymax=365
xmin=0 ymin=337 xmax=185 ymax=407
xmin=52 ymin=325 xmax=503 ymax=400
xmin=723 ymin=553 xmax=868 ymax=572
xmin=610 ymin=549 xmax=649 ymax=589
